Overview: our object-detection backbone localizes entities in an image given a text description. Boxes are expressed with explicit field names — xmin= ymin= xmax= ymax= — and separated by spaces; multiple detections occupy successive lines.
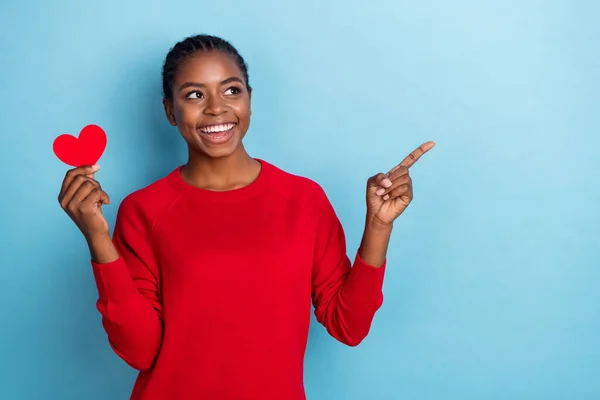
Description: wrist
xmin=86 ymin=233 xmax=119 ymax=264
xmin=366 ymin=213 xmax=394 ymax=231
xmin=359 ymin=214 xmax=393 ymax=268
xmin=85 ymin=230 xmax=111 ymax=245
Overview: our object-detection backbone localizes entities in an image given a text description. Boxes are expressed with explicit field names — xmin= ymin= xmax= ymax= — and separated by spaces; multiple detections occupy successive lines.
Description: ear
xmin=248 ymin=90 xmax=252 ymax=116
xmin=162 ymin=98 xmax=177 ymax=126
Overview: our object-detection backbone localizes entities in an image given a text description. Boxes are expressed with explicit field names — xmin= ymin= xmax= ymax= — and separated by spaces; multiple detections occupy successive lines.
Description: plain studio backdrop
xmin=1 ymin=1 xmax=598 ymax=399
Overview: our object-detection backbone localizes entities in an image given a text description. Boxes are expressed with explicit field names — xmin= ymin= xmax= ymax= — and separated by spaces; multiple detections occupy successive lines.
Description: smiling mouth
xmin=196 ymin=122 xmax=237 ymax=142
xmin=198 ymin=123 xmax=237 ymax=135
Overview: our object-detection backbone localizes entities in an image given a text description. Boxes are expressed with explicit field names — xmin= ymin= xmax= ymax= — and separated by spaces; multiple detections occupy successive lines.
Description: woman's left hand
xmin=366 ymin=141 xmax=436 ymax=226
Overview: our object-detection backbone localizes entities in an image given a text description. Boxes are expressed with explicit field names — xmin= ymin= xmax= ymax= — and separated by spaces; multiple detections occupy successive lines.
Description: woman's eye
xmin=225 ymin=87 xmax=241 ymax=95
xmin=186 ymin=91 xmax=203 ymax=99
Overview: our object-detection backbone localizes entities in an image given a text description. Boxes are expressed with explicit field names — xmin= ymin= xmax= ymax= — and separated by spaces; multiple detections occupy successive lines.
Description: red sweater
xmin=91 ymin=159 xmax=386 ymax=400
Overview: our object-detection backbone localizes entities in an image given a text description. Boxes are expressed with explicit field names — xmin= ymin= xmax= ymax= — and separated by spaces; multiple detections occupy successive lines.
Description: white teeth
xmin=200 ymin=123 xmax=235 ymax=133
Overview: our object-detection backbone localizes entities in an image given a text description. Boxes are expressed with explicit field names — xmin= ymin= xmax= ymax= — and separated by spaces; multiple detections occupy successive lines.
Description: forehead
xmin=175 ymin=51 xmax=243 ymax=84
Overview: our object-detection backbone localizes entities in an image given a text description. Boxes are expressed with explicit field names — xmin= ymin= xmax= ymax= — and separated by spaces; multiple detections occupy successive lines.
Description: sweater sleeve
xmin=311 ymin=185 xmax=386 ymax=347
xmin=90 ymin=195 xmax=163 ymax=371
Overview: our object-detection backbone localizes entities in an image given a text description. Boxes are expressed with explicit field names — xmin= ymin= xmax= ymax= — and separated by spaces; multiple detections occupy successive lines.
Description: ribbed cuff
xmin=91 ymin=257 xmax=138 ymax=305
xmin=342 ymin=251 xmax=386 ymax=314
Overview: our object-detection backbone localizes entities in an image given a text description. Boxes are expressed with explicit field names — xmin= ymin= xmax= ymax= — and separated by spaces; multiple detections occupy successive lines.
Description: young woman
xmin=58 ymin=34 xmax=434 ymax=400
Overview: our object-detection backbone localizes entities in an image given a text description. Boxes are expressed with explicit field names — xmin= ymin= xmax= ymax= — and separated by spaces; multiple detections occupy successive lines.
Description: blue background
xmin=1 ymin=1 xmax=599 ymax=399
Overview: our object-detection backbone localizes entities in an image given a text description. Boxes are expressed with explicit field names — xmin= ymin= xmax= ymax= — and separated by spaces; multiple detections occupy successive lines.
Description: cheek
xmin=174 ymin=102 xmax=200 ymax=122
xmin=234 ymin=100 xmax=251 ymax=121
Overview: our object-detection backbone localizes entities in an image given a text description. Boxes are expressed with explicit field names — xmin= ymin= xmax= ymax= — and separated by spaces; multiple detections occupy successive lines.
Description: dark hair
xmin=161 ymin=34 xmax=252 ymax=100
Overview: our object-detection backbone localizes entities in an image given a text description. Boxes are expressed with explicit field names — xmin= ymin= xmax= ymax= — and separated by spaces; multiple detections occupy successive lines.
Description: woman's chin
xmin=195 ymin=138 xmax=241 ymax=159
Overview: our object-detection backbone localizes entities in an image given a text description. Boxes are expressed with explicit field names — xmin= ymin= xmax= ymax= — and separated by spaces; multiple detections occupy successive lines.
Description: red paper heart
xmin=53 ymin=124 xmax=107 ymax=167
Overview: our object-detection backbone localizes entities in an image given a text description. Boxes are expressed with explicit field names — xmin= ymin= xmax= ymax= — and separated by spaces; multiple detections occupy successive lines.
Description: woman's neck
xmin=181 ymin=148 xmax=261 ymax=192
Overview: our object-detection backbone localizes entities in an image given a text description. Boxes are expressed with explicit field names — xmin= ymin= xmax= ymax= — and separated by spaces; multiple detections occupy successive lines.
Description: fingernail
xmin=92 ymin=164 xmax=100 ymax=170
xmin=383 ymin=194 xmax=390 ymax=201
xmin=376 ymin=188 xmax=385 ymax=196
xmin=382 ymin=178 xmax=392 ymax=188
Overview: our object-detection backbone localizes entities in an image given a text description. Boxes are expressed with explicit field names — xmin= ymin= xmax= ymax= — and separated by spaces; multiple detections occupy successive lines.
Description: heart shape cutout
xmin=53 ymin=124 xmax=107 ymax=167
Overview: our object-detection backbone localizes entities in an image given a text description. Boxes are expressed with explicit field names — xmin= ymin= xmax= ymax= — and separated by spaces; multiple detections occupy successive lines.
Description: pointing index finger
xmin=389 ymin=141 xmax=436 ymax=174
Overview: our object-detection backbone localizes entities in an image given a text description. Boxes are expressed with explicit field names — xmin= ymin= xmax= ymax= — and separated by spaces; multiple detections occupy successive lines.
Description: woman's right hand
xmin=58 ymin=165 xmax=110 ymax=241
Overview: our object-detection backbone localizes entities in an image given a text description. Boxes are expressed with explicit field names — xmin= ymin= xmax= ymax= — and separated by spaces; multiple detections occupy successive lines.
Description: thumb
xmin=85 ymin=164 xmax=100 ymax=180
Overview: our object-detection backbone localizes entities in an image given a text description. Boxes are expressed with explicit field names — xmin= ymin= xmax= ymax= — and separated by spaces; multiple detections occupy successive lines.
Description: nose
xmin=203 ymin=95 xmax=226 ymax=116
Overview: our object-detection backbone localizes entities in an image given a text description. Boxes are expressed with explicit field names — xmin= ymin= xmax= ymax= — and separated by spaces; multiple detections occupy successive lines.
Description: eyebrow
xmin=178 ymin=77 xmax=244 ymax=92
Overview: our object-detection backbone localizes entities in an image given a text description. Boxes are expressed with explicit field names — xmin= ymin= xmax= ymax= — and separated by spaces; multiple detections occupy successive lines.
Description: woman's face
xmin=163 ymin=51 xmax=251 ymax=159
